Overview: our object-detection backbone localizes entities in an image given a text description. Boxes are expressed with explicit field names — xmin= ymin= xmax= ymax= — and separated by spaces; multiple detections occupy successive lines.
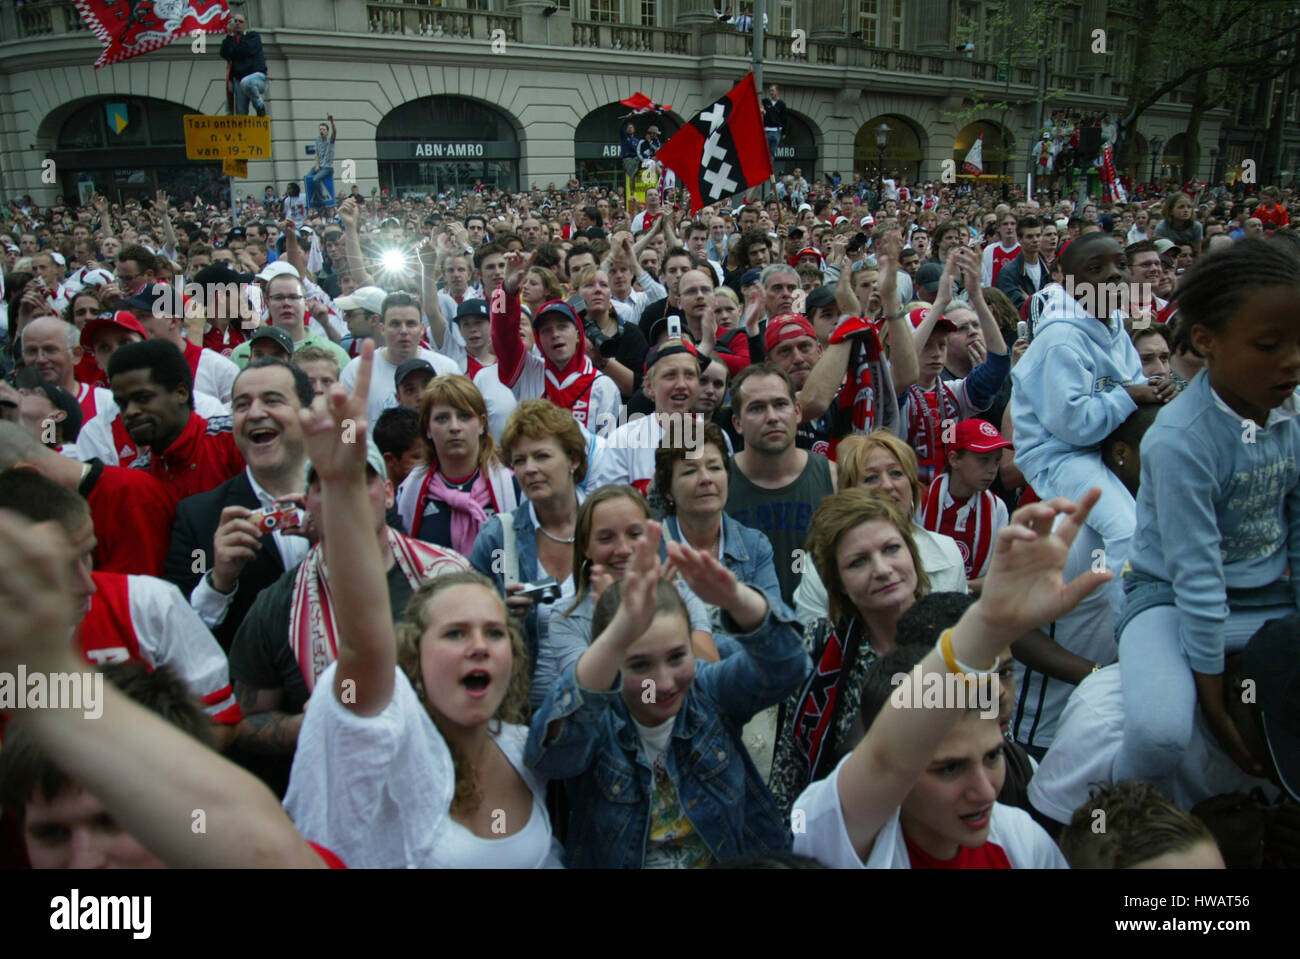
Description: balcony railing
xmin=366 ymin=4 xmax=519 ymax=41
xmin=572 ymin=21 xmax=689 ymax=55
xmin=17 ymin=0 xmax=88 ymax=37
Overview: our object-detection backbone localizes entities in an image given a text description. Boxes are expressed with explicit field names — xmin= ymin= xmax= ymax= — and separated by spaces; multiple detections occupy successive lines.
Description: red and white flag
xmin=962 ymin=135 xmax=984 ymax=176
xmin=76 ymin=0 xmax=230 ymax=69
xmin=620 ymin=92 xmax=671 ymax=114
xmin=655 ymin=73 xmax=773 ymax=214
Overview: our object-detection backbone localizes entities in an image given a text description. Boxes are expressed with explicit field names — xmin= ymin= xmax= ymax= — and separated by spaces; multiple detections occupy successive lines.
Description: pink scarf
xmin=289 ymin=528 xmax=469 ymax=692
xmin=414 ymin=468 xmax=492 ymax=556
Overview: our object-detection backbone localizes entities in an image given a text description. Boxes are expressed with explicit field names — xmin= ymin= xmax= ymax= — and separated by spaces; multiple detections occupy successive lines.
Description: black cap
xmin=531 ymin=300 xmax=581 ymax=331
xmin=248 ymin=325 xmax=294 ymax=357
xmin=124 ymin=282 xmax=183 ymax=317
xmin=12 ymin=366 xmax=83 ymax=442
xmin=739 ymin=268 xmax=763 ymax=287
xmin=454 ymin=299 xmax=490 ymax=322
xmin=1244 ymin=615 xmax=1300 ymax=801
xmin=915 ymin=261 xmax=944 ymax=293
xmin=226 ymin=227 xmax=246 ymax=241
xmin=394 ymin=357 xmax=436 ymax=387
xmin=804 ymin=284 xmax=836 ymax=313
xmin=193 ymin=263 xmax=255 ymax=287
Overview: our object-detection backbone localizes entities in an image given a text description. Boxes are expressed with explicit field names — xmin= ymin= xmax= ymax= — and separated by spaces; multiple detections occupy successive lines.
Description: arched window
xmin=376 ymin=96 xmax=521 ymax=195
xmin=49 ymin=97 xmax=222 ymax=205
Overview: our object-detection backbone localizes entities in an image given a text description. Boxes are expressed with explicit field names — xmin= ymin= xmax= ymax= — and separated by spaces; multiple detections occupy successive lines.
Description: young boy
xmin=901 ymin=248 xmax=1010 ymax=484
xmin=1009 ymin=233 xmax=1173 ymax=589
xmin=916 ymin=418 xmax=1011 ymax=593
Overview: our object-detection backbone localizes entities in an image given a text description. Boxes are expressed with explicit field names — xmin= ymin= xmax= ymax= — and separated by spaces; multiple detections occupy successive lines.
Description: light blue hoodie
xmin=1010 ymin=283 xmax=1146 ymax=483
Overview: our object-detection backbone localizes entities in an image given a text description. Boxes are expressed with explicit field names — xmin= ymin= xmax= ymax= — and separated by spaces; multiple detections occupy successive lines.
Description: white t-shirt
xmin=1022 ymin=259 xmax=1044 ymax=289
xmin=1027 ymin=666 xmax=1281 ymax=823
xmin=1011 ymin=522 xmax=1118 ymax=753
xmin=792 ymin=754 xmax=1067 ymax=868
xmin=469 ymin=364 xmax=518 ymax=444
xmin=340 ymin=347 xmax=459 ymax=432
xmin=285 ymin=662 xmax=563 ymax=868
xmin=587 ymin=413 xmax=730 ymax=494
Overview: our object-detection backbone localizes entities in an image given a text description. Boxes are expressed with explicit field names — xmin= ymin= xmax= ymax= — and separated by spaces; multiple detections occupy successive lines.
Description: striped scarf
xmin=905 ymin=382 xmax=961 ymax=485
xmin=289 ymin=528 xmax=469 ymax=692
xmin=917 ymin=473 xmax=997 ymax=579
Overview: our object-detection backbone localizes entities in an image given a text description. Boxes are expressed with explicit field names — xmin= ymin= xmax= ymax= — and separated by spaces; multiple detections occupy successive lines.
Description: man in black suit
xmin=994 ymin=215 xmax=1049 ymax=312
xmin=165 ymin=358 xmax=314 ymax=653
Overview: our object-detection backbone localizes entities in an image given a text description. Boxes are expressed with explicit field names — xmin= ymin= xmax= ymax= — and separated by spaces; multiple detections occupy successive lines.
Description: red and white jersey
xmin=70 ymin=390 xmax=228 ymax=467
xmin=917 ymin=473 xmax=1009 ymax=579
xmin=183 ymin=339 xmax=238 ymax=406
xmin=76 ymin=382 xmax=113 ymax=426
xmin=83 ymin=462 xmax=176 ymax=577
xmin=981 ymin=241 xmax=1022 ymax=287
xmin=793 ymin=754 xmax=1066 ymax=868
xmin=131 ymin=411 xmax=244 ymax=505
xmin=79 ymin=571 xmax=241 ymax=724
xmin=920 ymin=194 xmax=939 ymax=211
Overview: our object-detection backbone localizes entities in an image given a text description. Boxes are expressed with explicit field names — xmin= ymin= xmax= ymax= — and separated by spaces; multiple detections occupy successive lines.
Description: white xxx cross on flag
xmin=697 ymin=101 xmax=738 ymax=200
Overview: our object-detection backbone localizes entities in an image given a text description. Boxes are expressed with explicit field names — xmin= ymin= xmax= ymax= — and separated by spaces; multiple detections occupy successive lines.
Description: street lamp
xmin=875 ymin=121 xmax=891 ymax=200
xmin=1149 ymin=134 xmax=1164 ymax=185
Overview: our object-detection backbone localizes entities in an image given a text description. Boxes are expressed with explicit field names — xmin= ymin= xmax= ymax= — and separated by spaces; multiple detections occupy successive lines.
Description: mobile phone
xmin=1017 ymin=320 xmax=1028 ymax=341
xmin=517 ymin=577 xmax=561 ymax=603
xmin=667 ymin=316 xmax=682 ymax=339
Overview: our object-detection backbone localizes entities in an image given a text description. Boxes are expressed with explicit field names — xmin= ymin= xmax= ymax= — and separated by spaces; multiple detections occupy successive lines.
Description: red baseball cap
xmin=793 ymin=247 xmax=822 ymax=264
xmin=908 ymin=306 xmax=958 ymax=335
xmin=764 ymin=313 xmax=817 ymax=352
xmin=80 ymin=310 xmax=147 ymax=349
xmin=952 ymin=418 xmax=1012 ymax=454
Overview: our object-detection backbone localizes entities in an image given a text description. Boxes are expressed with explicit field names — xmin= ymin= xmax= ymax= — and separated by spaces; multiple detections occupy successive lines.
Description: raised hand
xmin=337 ymin=197 xmax=358 ymax=231
xmin=610 ymin=520 xmax=664 ymax=643
xmin=298 ymin=340 xmax=374 ymax=483
xmin=977 ymin=489 xmax=1112 ymax=636
xmin=502 ymin=248 xmax=535 ymax=293
xmin=665 ymin=539 xmax=740 ymax=610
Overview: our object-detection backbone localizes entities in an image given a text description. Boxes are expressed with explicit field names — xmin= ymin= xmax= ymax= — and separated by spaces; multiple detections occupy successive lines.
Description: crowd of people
xmin=0 ymin=158 xmax=1297 ymax=872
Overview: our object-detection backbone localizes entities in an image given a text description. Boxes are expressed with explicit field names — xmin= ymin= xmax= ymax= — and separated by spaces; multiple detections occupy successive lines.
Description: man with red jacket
xmin=0 ymin=422 xmax=174 ymax=577
xmin=1252 ymin=186 xmax=1290 ymax=231
xmin=106 ymin=340 xmax=244 ymax=505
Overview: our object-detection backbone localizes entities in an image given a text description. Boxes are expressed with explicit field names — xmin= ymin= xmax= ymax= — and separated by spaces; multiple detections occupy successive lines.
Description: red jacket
xmin=1253 ymin=203 xmax=1290 ymax=229
xmin=82 ymin=460 xmax=176 ymax=577
xmin=135 ymin=412 xmax=244 ymax=505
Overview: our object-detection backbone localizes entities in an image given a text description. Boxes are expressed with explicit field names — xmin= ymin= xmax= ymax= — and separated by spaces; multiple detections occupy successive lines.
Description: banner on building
xmin=76 ymin=0 xmax=230 ymax=69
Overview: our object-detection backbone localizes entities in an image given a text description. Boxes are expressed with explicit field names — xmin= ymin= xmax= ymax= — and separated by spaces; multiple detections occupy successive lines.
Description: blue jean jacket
xmin=660 ymin=513 xmax=783 ymax=658
xmin=525 ymin=598 xmax=811 ymax=868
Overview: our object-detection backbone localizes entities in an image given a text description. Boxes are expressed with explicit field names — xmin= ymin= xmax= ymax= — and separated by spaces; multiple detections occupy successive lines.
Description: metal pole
xmin=753 ymin=0 xmax=767 ymax=200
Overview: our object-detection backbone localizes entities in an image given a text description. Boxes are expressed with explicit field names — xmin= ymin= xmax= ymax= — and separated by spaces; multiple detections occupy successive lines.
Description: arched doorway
xmin=376 ymin=97 xmax=521 ymax=196
xmin=574 ymin=102 xmax=682 ymax=191
xmin=46 ymin=97 xmax=224 ymax=205
xmin=1162 ymin=133 xmax=1189 ymax=184
xmin=773 ymin=111 xmax=820 ymax=180
xmin=855 ymin=116 xmax=924 ymax=185
xmin=954 ymin=120 xmax=1015 ymax=180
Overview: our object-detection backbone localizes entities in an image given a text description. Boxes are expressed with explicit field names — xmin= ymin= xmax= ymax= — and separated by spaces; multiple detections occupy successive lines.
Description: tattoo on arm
xmin=232 ymin=681 xmax=303 ymax=755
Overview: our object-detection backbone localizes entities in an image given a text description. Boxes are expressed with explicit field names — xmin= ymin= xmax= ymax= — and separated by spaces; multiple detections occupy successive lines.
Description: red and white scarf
xmin=917 ymin=473 xmax=997 ymax=579
xmin=905 ymin=382 xmax=961 ymax=484
xmin=289 ymin=528 xmax=469 ymax=692
xmin=830 ymin=318 xmax=884 ymax=433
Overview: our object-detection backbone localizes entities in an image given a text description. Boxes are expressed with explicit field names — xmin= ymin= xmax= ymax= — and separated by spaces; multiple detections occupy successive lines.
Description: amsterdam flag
xmin=655 ymin=73 xmax=773 ymax=214
xmin=76 ymin=0 xmax=230 ymax=68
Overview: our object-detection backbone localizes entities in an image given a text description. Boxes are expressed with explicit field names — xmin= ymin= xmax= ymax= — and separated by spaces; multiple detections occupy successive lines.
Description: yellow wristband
xmin=939 ymin=627 xmax=998 ymax=676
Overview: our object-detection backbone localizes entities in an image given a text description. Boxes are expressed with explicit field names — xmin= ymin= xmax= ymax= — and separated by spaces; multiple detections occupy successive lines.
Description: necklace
xmin=537 ymin=524 xmax=575 ymax=544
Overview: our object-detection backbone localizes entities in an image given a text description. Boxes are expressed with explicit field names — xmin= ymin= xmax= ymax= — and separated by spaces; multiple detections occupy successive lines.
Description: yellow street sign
xmin=223 ymin=157 xmax=249 ymax=178
xmin=184 ymin=115 xmax=271 ymax=160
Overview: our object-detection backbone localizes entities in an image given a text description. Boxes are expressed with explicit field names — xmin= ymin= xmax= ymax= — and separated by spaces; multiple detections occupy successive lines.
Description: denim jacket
xmin=525 ymin=598 xmax=811 ymax=868
xmin=660 ymin=513 xmax=782 ymax=658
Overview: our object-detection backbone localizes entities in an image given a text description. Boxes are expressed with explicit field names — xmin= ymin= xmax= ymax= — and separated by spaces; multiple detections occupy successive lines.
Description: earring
xmin=1117 ymin=457 xmax=1125 ymax=466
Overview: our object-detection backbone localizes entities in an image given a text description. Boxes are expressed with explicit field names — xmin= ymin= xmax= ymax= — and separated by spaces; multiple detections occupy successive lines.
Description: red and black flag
xmin=655 ymin=73 xmax=773 ymax=214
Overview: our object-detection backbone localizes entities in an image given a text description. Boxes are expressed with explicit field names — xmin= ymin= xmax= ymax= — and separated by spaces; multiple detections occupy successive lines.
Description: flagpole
xmin=753 ymin=0 xmax=770 ymax=204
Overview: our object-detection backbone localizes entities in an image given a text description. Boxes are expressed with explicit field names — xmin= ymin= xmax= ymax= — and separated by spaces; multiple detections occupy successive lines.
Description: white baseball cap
xmin=257 ymin=261 xmax=301 ymax=282
xmin=334 ymin=285 xmax=387 ymax=315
